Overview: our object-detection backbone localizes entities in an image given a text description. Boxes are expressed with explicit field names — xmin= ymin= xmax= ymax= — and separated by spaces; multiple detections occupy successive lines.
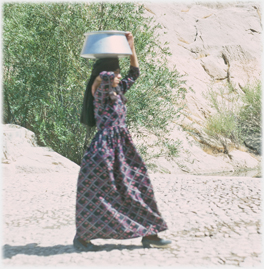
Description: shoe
xmin=73 ymin=237 xmax=99 ymax=252
xmin=141 ymin=237 xmax=172 ymax=248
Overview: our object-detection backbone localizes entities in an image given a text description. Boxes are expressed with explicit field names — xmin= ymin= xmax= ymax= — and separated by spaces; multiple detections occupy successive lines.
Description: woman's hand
xmin=92 ymin=72 xmax=121 ymax=96
xmin=125 ymin=32 xmax=139 ymax=68
xmin=125 ymin=32 xmax=135 ymax=50
xmin=92 ymin=76 xmax=102 ymax=96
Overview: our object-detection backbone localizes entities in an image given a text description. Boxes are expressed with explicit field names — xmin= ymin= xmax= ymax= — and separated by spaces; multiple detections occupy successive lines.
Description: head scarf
xmin=80 ymin=58 xmax=120 ymax=127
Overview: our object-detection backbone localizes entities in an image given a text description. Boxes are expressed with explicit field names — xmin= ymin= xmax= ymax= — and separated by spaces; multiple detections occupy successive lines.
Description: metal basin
xmin=80 ymin=30 xmax=132 ymax=59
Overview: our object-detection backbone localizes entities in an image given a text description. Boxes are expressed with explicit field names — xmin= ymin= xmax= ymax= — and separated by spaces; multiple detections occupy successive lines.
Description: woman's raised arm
xmin=125 ymin=32 xmax=139 ymax=68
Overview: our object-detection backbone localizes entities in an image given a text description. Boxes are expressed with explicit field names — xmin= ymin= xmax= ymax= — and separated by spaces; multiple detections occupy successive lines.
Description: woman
xmin=74 ymin=32 xmax=171 ymax=251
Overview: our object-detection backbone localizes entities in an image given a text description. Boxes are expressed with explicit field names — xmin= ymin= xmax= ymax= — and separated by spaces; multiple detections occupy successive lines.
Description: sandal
xmin=73 ymin=236 xmax=100 ymax=252
xmin=141 ymin=235 xmax=172 ymax=248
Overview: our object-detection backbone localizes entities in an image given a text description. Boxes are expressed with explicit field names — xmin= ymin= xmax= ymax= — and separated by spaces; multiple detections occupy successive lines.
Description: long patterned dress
xmin=75 ymin=66 xmax=168 ymax=241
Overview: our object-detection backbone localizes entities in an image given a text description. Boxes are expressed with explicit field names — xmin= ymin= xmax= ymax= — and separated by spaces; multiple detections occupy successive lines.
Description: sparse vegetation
xmin=203 ymin=81 xmax=261 ymax=155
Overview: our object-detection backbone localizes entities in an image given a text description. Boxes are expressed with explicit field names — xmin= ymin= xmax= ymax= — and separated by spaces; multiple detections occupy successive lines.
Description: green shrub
xmin=238 ymin=81 xmax=261 ymax=138
xmin=204 ymin=81 xmax=261 ymax=151
xmin=3 ymin=3 xmax=186 ymax=165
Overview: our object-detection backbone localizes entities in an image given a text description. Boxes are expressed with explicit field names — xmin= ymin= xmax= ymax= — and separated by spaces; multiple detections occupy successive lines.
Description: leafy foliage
xmin=3 ymin=3 xmax=186 ymax=165
xmin=238 ymin=81 xmax=261 ymax=139
xmin=204 ymin=81 xmax=261 ymax=152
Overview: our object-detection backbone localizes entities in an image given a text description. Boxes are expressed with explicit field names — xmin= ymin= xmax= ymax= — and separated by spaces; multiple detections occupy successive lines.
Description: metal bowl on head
xmin=80 ymin=30 xmax=132 ymax=59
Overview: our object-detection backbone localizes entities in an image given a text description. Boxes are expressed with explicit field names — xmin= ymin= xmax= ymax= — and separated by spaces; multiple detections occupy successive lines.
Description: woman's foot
xmin=143 ymin=234 xmax=160 ymax=240
xmin=73 ymin=236 xmax=99 ymax=252
xmin=142 ymin=234 xmax=171 ymax=248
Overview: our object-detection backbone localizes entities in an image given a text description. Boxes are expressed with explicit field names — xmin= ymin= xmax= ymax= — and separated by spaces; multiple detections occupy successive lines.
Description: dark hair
xmin=80 ymin=58 xmax=121 ymax=127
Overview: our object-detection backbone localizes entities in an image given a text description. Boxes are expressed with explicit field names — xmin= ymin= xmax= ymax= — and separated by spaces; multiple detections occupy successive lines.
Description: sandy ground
xmin=2 ymin=169 xmax=262 ymax=268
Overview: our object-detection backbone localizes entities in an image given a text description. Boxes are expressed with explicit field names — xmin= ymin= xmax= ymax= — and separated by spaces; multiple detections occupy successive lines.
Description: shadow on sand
xmin=3 ymin=243 xmax=144 ymax=259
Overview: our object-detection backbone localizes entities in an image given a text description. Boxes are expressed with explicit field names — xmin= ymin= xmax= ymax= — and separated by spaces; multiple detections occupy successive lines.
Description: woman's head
xmin=92 ymin=57 xmax=120 ymax=77
xmin=92 ymin=58 xmax=121 ymax=87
